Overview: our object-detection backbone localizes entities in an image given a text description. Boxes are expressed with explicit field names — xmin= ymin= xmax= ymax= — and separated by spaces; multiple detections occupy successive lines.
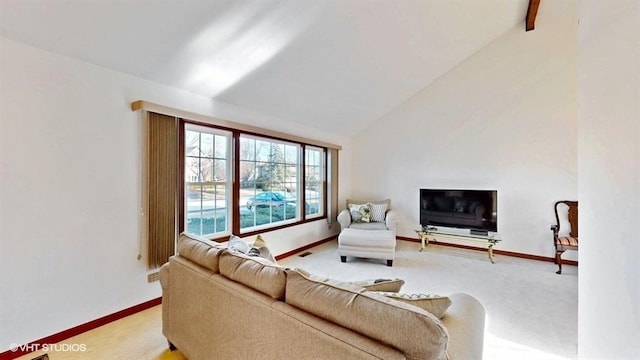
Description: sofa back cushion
xmin=346 ymin=198 xmax=390 ymax=210
xmin=219 ymin=251 xmax=287 ymax=300
xmin=177 ymin=233 xmax=225 ymax=273
xmin=285 ymin=269 xmax=448 ymax=360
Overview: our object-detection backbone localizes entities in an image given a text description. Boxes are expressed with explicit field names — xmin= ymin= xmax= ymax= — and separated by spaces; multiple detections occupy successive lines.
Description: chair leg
xmin=387 ymin=259 xmax=393 ymax=267
xmin=340 ymin=256 xmax=346 ymax=263
xmin=556 ymin=251 xmax=563 ymax=274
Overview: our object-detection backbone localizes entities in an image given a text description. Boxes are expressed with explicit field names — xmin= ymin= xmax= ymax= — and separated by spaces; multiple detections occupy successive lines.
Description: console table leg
xmin=488 ymin=242 xmax=496 ymax=264
xmin=417 ymin=231 xmax=429 ymax=252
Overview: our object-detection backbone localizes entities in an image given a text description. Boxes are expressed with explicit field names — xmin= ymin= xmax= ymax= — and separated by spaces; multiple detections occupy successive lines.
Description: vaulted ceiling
xmin=0 ymin=0 xmax=532 ymax=136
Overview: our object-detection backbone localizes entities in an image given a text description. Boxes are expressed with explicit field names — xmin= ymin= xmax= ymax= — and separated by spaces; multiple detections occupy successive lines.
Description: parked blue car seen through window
xmin=246 ymin=191 xmax=296 ymax=211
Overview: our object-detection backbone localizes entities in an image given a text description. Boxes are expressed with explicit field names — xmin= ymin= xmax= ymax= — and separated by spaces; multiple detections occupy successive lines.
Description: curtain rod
xmin=131 ymin=100 xmax=342 ymax=150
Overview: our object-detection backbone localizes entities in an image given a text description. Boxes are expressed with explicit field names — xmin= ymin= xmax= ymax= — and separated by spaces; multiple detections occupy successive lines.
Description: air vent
xmin=147 ymin=272 xmax=160 ymax=283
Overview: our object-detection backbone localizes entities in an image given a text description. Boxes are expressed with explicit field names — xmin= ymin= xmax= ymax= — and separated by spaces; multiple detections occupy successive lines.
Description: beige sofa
xmin=159 ymin=234 xmax=486 ymax=360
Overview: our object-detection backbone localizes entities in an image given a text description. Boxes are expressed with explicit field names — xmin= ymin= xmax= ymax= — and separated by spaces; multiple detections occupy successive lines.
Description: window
xmin=184 ymin=124 xmax=232 ymax=237
xmin=179 ymin=121 xmax=329 ymax=238
xmin=305 ymin=146 xmax=324 ymax=218
xmin=239 ymin=135 xmax=301 ymax=232
xmin=134 ymin=101 xmax=338 ymax=265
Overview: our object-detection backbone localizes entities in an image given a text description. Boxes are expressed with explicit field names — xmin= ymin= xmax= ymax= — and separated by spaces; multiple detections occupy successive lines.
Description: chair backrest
xmin=554 ymin=200 xmax=578 ymax=237
xmin=345 ymin=199 xmax=391 ymax=209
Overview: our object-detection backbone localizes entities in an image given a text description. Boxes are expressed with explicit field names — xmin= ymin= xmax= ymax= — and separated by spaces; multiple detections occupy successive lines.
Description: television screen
xmin=419 ymin=189 xmax=497 ymax=232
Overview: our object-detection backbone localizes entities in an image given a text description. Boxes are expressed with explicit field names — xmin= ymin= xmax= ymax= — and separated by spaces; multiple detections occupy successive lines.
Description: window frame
xmin=179 ymin=119 xmax=328 ymax=240
xmin=304 ymin=145 xmax=325 ymax=220
xmin=181 ymin=123 xmax=233 ymax=238
xmin=237 ymin=134 xmax=302 ymax=233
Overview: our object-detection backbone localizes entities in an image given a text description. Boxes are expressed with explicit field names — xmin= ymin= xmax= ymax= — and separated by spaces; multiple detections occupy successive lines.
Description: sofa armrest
xmin=337 ymin=209 xmax=352 ymax=229
xmin=442 ymin=293 xmax=486 ymax=360
xmin=159 ymin=262 xmax=171 ymax=339
xmin=159 ymin=262 xmax=170 ymax=290
xmin=385 ymin=210 xmax=398 ymax=231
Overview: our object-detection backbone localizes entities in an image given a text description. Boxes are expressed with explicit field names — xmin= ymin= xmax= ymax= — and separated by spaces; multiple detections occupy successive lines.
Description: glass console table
xmin=416 ymin=227 xmax=501 ymax=263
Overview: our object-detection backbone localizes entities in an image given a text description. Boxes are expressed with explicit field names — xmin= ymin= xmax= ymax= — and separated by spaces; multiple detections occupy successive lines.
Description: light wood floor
xmin=16 ymin=305 xmax=185 ymax=360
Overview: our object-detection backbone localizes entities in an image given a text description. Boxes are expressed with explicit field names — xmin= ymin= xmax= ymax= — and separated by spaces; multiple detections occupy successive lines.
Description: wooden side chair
xmin=550 ymin=200 xmax=578 ymax=274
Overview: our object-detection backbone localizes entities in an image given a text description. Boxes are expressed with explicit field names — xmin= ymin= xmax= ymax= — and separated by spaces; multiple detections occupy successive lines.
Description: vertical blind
xmin=147 ymin=112 xmax=178 ymax=269
xmin=327 ymin=148 xmax=339 ymax=227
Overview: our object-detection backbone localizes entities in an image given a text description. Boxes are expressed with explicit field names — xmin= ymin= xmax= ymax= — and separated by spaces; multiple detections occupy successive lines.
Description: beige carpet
xmin=278 ymin=240 xmax=578 ymax=360
xmin=14 ymin=305 xmax=186 ymax=360
xmin=15 ymin=239 xmax=577 ymax=360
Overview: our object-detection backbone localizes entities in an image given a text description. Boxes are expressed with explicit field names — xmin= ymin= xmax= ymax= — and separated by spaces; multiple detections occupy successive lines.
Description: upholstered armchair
xmin=337 ymin=199 xmax=398 ymax=266
xmin=337 ymin=199 xmax=398 ymax=231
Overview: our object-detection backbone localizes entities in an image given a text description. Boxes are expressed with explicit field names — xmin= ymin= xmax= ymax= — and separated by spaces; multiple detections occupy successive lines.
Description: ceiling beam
xmin=526 ymin=0 xmax=541 ymax=31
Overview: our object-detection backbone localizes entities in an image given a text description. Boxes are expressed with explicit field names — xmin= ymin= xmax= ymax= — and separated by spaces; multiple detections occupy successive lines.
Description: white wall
xmin=0 ymin=38 xmax=348 ymax=351
xmin=577 ymin=0 xmax=640 ymax=357
xmin=351 ymin=0 xmax=578 ymax=257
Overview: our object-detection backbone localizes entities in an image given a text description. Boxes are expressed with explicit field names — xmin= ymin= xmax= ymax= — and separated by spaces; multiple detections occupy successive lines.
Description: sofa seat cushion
xmin=285 ymin=269 xmax=449 ymax=360
xmin=348 ymin=222 xmax=388 ymax=230
xmin=177 ymin=233 xmax=225 ymax=273
xmin=556 ymin=236 xmax=578 ymax=250
xmin=219 ymin=251 xmax=287 ymax=300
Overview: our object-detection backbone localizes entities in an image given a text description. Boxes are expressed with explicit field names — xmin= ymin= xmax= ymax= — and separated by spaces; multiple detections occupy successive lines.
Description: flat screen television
xmin=419 ymin=189 xmax=497 ymax=233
